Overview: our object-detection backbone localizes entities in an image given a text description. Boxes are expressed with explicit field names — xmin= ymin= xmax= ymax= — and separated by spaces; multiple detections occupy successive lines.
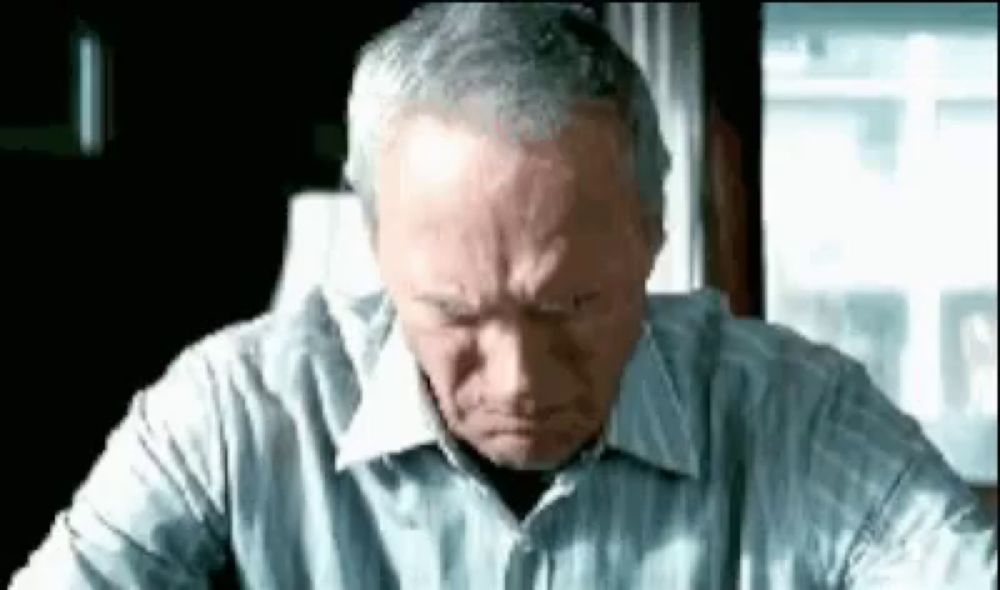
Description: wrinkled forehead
xmin=375 ymin=109 xmax=645 ymax=292
xmin=376 ymin=106 xmax=639 ymax=226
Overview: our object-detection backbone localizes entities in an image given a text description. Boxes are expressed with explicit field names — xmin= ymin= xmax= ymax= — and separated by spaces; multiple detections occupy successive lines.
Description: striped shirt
xmin=12 ymin=288 xmax=997 ymax=589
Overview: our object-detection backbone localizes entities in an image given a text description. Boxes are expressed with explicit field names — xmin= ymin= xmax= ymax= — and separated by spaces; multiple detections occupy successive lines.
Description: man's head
xmin=343 ymin=3 xmax=671 ymax=470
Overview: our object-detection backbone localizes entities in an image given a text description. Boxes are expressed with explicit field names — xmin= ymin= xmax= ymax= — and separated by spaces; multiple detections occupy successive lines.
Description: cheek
xmin=567 ymin=297 xmax=640 ymax=349
xmin=564 ymin=304 xmax=644 ymax=387
xmin=406 ymin=326 xmax=481 ymax=404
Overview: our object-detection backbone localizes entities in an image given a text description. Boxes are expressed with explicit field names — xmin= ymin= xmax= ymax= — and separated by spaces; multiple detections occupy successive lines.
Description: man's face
xmin=375 ymin=106 xmax=656 ymax=470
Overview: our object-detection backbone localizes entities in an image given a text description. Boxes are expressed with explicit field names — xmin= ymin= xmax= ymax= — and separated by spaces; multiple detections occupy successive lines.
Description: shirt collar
xmin=332 ymin=293 xmax=442 ymax=472
xmin=600 ymin=320 xmax=702 ymax=477
xmin=330 ymin=291 xmax=710 ymax=479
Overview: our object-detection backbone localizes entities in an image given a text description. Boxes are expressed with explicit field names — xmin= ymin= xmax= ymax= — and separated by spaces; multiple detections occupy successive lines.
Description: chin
xmin=479 ymin=438 xmax=579 ymax=471
xmin=490 ymin=454 xmax=565 ymax=471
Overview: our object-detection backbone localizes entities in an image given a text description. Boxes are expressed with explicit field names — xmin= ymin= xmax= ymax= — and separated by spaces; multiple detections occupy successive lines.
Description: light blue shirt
xmin=11 ymin=289 xmax=996 ymax=588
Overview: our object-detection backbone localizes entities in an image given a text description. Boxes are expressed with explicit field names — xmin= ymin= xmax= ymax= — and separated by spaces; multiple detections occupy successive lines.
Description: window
xmin=764 ymin=3 xmax=998 ymax=482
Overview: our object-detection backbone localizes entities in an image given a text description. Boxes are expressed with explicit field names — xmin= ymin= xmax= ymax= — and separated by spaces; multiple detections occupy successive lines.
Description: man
xmin=12 ymin=4 xmax=996 ymax=588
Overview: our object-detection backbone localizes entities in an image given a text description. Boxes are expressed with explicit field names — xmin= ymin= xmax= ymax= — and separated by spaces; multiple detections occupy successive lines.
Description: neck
xmin=457 ymin=440 xmax=554 ymax=520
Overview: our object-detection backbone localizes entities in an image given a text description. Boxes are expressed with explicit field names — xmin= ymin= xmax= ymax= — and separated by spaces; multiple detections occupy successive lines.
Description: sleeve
xmin=9 ymin=346 xmax=231 ymax=589
xmin=840 ymin=404 xmax=997 ymax=588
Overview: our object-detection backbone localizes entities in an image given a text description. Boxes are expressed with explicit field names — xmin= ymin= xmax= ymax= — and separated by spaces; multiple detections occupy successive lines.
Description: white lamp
xmin=271 ymin=191 xmax=382 ymax=311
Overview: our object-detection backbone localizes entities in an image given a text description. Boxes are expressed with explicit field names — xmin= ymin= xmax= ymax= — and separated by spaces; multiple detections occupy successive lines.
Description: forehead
xmin=376 ymin=108 xmax=642 ymax=293
xmin=379 ymin=107 xmax=636 ymax=222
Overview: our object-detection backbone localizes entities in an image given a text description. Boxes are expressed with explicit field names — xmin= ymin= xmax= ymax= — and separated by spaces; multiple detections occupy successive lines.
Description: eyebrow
xmin=415 ymin=287 xmax=603 ymax=316
xmin=414 ymin=294 xmax=481 ymax=315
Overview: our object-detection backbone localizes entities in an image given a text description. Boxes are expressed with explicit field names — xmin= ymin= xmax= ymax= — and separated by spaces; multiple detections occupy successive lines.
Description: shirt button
xmin=512 ymin=535 xmax=534 ymax=553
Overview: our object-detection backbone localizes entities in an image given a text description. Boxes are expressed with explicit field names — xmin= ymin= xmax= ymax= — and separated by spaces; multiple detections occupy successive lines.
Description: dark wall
xmin=1 ymin=5 xmax=424 ymax=578
xmin=700 ymin=2 xmax=764 ymax=318
xmin=2 ymin=3 xmax=611 ymax=578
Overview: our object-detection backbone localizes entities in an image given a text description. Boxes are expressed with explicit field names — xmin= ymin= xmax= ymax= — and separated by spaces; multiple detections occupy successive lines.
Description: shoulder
xmin=698 ymin=301 xmax=931 ymax=582
xmin=175 ymin=291 xmax=329 ymax=385
xmin=154 ymin=289 xmax=366 ymax=438
xmin=646 ymin=291 xmax=934 ymax=571
xmin=644 ymin=289 xmax=849 ymax=409
xmin=696 ymin=297 xmax=927 ymax=491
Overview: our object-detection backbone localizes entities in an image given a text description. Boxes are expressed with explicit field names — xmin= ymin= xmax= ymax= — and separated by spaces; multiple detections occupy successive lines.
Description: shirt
xmin=11 ymin=288 xmax=997 ymax=589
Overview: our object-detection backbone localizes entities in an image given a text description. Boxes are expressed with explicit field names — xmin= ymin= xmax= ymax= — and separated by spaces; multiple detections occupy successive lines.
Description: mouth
xmin=481 ymin=412 xmax=572 ymax=438
xmin=496 ymin=429 xmax=552 ymax=445
xmin=487 ymin=418 xmax=547 ymax=434
xmin=463 ymin=403 xmax=588 ymax=441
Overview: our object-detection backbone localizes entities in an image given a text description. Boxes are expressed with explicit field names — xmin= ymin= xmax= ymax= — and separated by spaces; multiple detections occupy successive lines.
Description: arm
xmin=10 ymin=347 xmax=230 ymax=589
xmin=822 ymin=360 xmax=1000 ymax=590
xmin=802 ymin=357 xmax=997 ymax=589
xmin=844 ymin=446 xmax=996 ymax=588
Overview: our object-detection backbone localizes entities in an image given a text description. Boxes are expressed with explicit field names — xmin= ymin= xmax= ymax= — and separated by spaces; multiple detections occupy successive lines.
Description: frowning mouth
xmin=482 ymin=404 xmax=567 ymax=421
xmin=489 ymin=422 xmax=546 ymax=436
xmin=480 ymin=413 xmax=568 ymax=436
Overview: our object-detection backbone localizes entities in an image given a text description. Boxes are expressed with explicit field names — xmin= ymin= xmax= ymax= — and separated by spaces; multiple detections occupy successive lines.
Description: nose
xmin=480 ymin=320 xmax=549 ymax=414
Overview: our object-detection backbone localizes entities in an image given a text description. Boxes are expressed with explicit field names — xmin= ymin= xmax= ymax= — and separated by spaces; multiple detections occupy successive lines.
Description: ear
xmin=641 ymin=215 xmax=666 ymax=278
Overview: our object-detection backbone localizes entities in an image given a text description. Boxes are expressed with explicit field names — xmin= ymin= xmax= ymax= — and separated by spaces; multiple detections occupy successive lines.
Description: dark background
xmin=1 ymin=4 xmax=431 ymax=577
xmin=1 ymin=4 xmax=615 ymax=578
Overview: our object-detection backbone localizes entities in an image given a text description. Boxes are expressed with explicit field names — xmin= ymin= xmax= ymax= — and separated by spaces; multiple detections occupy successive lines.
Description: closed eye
xmin=533 ymin=292 xmax=602 ymax=319
xmin=417 ymin=296 xmax=480 ymax=325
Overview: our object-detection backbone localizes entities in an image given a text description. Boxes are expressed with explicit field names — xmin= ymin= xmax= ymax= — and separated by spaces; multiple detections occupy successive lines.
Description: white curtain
xmin=605 ymin=3 xmax=705 ymax=294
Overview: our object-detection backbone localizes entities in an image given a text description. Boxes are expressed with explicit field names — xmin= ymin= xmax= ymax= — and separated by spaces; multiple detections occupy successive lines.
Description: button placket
xmin=504 ymin=531 xmax=536 ymax=590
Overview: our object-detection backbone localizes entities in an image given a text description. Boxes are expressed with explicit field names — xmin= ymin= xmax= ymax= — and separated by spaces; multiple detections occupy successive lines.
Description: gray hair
xmin=343 ymin=3 xmax=671 ymax=237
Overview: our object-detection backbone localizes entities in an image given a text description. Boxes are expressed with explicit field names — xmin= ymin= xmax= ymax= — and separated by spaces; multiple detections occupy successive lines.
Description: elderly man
xmin=12 ymin=4 xmax=996 ymax=589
